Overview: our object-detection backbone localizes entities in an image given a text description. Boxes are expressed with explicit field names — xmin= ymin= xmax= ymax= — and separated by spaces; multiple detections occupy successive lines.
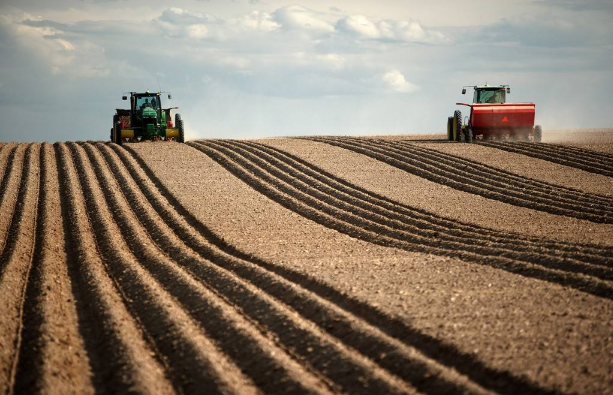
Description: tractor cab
xmin=461 ymin=85 xmax=509 ymax=104
xmin=472 ymin=86 xmax=507 ymax=104
xmin=133 ymin=93 xmax=160 ymax=112
xmin=131 ymin=93 xmax=161 ymax=125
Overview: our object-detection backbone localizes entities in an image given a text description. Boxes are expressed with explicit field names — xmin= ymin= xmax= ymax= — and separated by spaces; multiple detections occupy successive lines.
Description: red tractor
xmin=447 ymin=85 xmax=542 ymax=143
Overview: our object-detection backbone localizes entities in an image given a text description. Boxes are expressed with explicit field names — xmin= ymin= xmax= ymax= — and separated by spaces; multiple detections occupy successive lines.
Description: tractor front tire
xmin=534 ymin=125 xmax=542 ymax=142
xmin=114 ymin=122 xmax=122 ymax=146
xmin=453 ymin=110 xmax=462 ymax=142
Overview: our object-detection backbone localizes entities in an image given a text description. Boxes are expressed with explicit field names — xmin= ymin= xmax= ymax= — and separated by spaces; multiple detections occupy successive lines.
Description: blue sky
xmin=0 ymin=0 xmax=611 ymax=142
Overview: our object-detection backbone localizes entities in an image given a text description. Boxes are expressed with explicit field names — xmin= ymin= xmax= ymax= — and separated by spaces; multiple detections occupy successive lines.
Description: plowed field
xmin=1 ymin=130 xmax=612 ymax=395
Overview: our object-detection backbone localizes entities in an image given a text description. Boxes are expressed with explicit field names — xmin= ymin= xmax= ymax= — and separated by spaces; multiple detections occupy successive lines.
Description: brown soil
xmin=1 ymin=132 xmax=612 ymax=395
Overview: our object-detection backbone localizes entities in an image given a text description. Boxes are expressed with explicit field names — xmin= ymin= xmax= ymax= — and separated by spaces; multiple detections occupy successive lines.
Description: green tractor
xmin=111 ymin=91 xmax=184 ymax=145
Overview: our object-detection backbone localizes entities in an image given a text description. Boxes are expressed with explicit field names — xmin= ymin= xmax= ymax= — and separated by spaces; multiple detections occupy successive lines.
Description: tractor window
xmin=136 ymin=96 xmax=159 ymax=110
xmin=474 ymin=90 xmax=505 ymax=104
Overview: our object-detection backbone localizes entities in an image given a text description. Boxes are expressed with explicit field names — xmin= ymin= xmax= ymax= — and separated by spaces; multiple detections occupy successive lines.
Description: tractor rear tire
xmin=111 ymin=115 xmax=119 ymax=143
xmin=453 ymin=110 xmax=462 ymax=142
xmin=114 ymin=121 xmax=122 ymax=146
xmin=447 ymin=117 xmax=453 ymax=141
xmin=175 ymin=113 xmax=184 ymax=143
xmin=464 ymin=127 xmax=473 ymax=143
xmin=178 ymin=119 xmax=185 ymax=143
xmin=534 ymin=125 xmax=542 ymax=142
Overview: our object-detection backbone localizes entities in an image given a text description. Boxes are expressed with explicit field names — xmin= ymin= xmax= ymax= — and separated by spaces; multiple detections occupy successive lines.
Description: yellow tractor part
xmin=165 ymin=128 xmax=179 ymax=139
xmin=121 ymin=129 xmax=135 ymax=139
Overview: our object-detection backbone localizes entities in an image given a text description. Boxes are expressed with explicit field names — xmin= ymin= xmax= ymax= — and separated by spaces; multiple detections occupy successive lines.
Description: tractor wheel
xmin=453 ymin=110 xmax=462 ymax=142
xmin=114 ymin=121 xmax=122 ymax=146
xmin=111 ymin=115 xmax=118 ymax=143
xmin=178 ymin=119 xmax=185 ymax=143
xmin=447 ymin=117 xmax=453 ymax=141
xmin=175 ymin=113 xmax=184 ymax=143
xmin=534 ymin=125 xmax=542 ymax=142
xmin=464 ymin=127 xmax=473 ymax=143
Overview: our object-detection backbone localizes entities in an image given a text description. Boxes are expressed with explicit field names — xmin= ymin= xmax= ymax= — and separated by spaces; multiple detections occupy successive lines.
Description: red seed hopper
xmin=447 ymin=85 xmax=542 ymax=143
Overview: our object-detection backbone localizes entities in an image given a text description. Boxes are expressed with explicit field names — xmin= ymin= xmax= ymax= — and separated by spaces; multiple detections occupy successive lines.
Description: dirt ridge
xmin=1 ymin=138 xmax=611 ymax=395
xmin=0 ymin=144 xmax=40 ymax=395
xmin=187 ymin=140 xmax=613 ymax=300
xmin=479 ymin=142 xmax=613 ymax=177
xmin=240 ymin=140 xmax=613 ymax=258
xmin=54 ymin=143 xmax=174 ymax=395
xmin=0 ymin=144 xmax=17 ymax=204
xmin=0 ymin=145 xmax=26 ymax=256
xmin=307 ymin=137 xmax=613 ymax=223
xmin=393 ymin=140 xmax=613 ymax=206
xmin=12 ymin=143 xmax=93 ymax=395
xmin=121 ymin=143 xmax=567 ymax=395
xmin=107 ymin=142 xmax=490 ymax=395
xmin=232 ymin=140 xmax=613 ymax=266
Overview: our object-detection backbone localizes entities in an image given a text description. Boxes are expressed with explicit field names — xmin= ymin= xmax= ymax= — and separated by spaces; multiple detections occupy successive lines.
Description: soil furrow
xmin=91 ymin=142 xmax=434 ymax=395
xmin=355 ymin=137 xmax=613 ymax=209
xmin=12 ymin=143 xmax=94 ymax=395
xmin=70 ymin=142 xmax=269 ymax=395
xmin=392 ymin=140 xmax=613 ymax=206
xmin=310 ymin=137 xmax=613 ymax=223
xmin=113 ymin=144 xmax=463 ymax=395
xmin=318 ymin=137 xmax=601 ymax=214
xmin=513 ymin=142 xmax=613 ymax=166
xmin=189 ymin=140 xmax=613 ymax=299
xmin=241 ymin=140 xmax=613 ymax=260
xmin=0 ymin=143 xmax=17 ymax=204
xmin=122 ymin=142 xmax=566 ymax=395
xmin=85 ymin=140 xmax=352 ymax=394
xmin=310 ymin=136 xmax=612 ymax=223
xmin=0 ymin=144 xmax=26 ymax=256
xmin=0 ymin=144 xmax=40 ymax=395
xmin=543 ymin=143 xmax=613 ymax=160
xmin=54 ymin=143 xmax=175 ymax=395
xmin=481 ymin=142 xmax=613 ymax=177
xmin=224 ymin=139 xmax=613 ymax=269
xmin=195 ymin=140 xmax=613 ymax=281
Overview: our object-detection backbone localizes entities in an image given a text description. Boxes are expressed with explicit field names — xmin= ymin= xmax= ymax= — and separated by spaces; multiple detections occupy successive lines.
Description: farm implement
xmin=111 ymin=91 xmax=184 ymax=145
xmin=448 ymin=85 xmax=542 ymax=143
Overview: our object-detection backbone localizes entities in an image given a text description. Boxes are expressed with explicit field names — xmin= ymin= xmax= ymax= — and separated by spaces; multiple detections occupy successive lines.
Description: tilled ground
xmin=1 ymin=130 xmax=612 ymax=395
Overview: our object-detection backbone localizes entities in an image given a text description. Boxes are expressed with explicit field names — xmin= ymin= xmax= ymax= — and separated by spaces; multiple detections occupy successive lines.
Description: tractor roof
xmin=132 ymin=92 xmax=161 ymax=96
xmin=475 ymin=85 xmax=506 ymax=90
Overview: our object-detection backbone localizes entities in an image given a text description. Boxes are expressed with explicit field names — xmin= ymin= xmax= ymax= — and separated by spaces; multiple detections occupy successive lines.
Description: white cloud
xmin=272 ymin=6 xmax=335 ymax=34
xmin=382 ymin=70 xmax=419 ymax=93
xmin=232 ymin=11 xmax=279 ymax=31
xmin=475 ymin=14 xmax=612 ymax=47
xmin=336 ymin=14 xmax=448 ymax=43
xmin=0 ymin=13 xmax=113 ymax=78
xmin=336 ymin=15 xmax=380 ymax=39
xmin=158 ymin=7 xmax=220 ymax=25
xmin=155 ymin=7 xmax=224 ymax=39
